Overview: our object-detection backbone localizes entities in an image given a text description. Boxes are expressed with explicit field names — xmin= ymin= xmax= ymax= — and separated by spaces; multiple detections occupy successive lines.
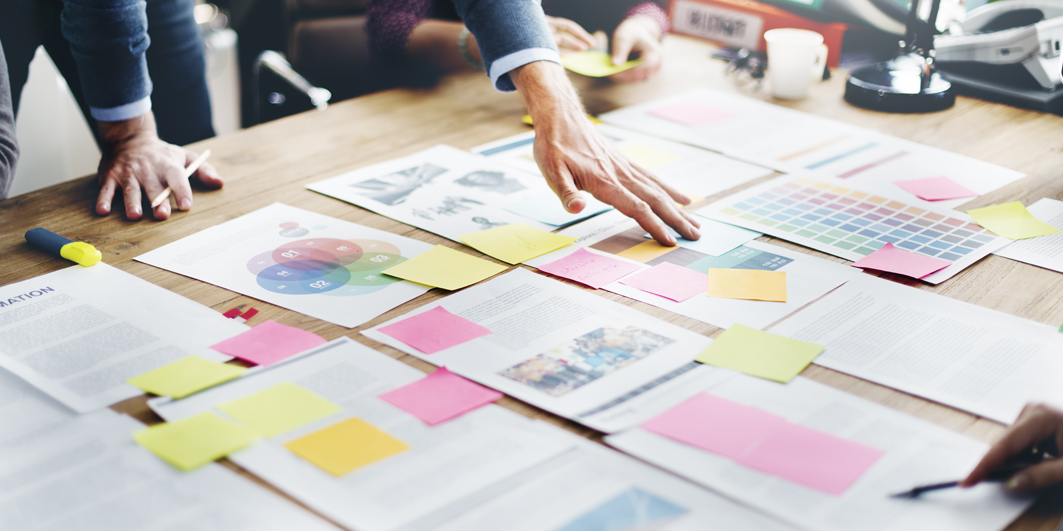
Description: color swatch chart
xmin=700 ymin=176 xmax=1009 ymax=284
xmin=589 ymin=224 xmax=791 ymax=275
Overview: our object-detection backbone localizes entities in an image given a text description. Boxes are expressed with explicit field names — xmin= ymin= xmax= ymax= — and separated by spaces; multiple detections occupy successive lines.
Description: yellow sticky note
xmin=618 ymin=143 xmax=682 ymax=170
xmin=127 ymin=356 xmax=246 ymax=398
xmin=217 ymin=382 xmax=342 ymax=438
xmin=695 ymin=324 xmax=823 ymax=383
xmin=284 ymin=417 xmax=409 ymax=477
xmin=562 ymin=50 xmax=643 ymax=77
xmin=967 ymin=201 xmax=1061 ymax=240
xmin=460 ymin=223 xmax=575 ymax=265
xmin=706 ymin=269 xmax=787 ymax=302
xmin=522 ymin=114 xmax=602 ymax=126
xmin=382 ymin=245 xmax=507 ymax=290
xmin=616 ymin=240 xmax=674 ymax=263
xmin=134 ymin=412 xmax=258 ymax=471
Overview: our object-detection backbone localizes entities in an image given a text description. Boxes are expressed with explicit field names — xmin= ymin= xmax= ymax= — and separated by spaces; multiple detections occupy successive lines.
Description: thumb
xmin=1005 ymin=459 xmax=1063 ymax=493
xmin=611 ymin=33 xmax=635 ymax=66
xmin=550 ymin=166 xmax=587 ymax=214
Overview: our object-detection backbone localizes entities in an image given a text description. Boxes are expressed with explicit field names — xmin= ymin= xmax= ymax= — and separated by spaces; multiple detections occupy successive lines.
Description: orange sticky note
xmin=284 ymin=417 xmax=409 ymax=477
xmin=706 ymin=269 xmax=787 ymax=302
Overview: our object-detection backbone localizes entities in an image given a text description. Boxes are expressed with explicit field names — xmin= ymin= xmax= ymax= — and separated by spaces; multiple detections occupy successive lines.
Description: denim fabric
xmin=450 ymin=0 xmax=559 ymax=91
xmin=0 ymin=41 xmax=18 ymax=199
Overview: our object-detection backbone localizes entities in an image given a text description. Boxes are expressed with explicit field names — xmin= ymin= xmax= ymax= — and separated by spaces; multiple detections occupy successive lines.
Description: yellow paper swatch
xmin=382 ymin=245 xmax=507 ymax=290
xmin=618 ymin=143 xmax=682 ymax=170
xmin=695 ymin=324 xmax=824 ymax=383
xmin=217 ymin=382 xmax=342 ymax=438
xmin=561 ymin=50 xmax=643 ymax=77
xmin=134 ymin=412 xmax=258 ymax=471
xmin=616 ymin=240 xmax=674 ymax=263
xmin=706 ymin=269 xmax=787 ymax=302
xmin=967 ymin=201 xmax=1061 ymax=240
xmin=284 ymin=417 xmax=409 ymax=477
xmin=522 ymin=114 xmax=602 ymax=126
xmin=127 ymin=356 xmax=246 ymax=398
xmin=460 ymin=223 xmax=575 ymax=265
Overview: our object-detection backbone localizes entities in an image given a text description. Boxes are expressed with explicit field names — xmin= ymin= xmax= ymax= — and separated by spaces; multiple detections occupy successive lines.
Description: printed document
xmin=994 ymin=198 xmax=1063 ymax=272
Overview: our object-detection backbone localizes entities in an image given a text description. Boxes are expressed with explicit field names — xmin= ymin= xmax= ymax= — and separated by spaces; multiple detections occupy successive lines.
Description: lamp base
xmin=845 ymin=54 xmax=955 ymax=113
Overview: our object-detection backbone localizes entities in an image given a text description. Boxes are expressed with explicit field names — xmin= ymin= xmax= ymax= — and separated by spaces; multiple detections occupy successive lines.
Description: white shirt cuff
xmin=489 ymin=48 xmax=562 ymax=92
xmin=89 ymin=97 xmax=152 ymax=122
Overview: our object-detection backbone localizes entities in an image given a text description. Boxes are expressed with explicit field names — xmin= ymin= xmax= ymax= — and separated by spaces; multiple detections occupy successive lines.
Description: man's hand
xmin=96 ymin=111 xmax=222 ymax=220
xmin=961 ymin=403 xmax=1063 ymax=492
xmin=511 ymin=61 xmax=700 ymax=246
xmin=545 ymin=16 xmax=596 ymax=54
xmin=609 ymin=15 xmax=664 ymax=83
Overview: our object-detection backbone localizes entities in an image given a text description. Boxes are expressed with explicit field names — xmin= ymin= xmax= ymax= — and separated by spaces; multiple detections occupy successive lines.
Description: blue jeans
xmin=0 ymin=0 xmax=215 ymax=147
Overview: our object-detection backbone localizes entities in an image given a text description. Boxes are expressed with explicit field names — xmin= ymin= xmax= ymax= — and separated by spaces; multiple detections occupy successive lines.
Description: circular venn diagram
xmin=247 ymin=238 xmax=406 ymax=296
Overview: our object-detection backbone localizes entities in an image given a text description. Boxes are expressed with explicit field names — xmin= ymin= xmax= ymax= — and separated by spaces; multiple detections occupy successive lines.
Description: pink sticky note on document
xmin=894 ymin=176 xmax=979 ymax=201
xmin=641 ymin=394 xmax=787 ymax=459
xmin=737 ymin=423 xmax=884 ymax=496
xmin=648 ymin=102 xmax=734 ymax=127
xmin=619 ymin=262 xmax=707 ymax=302
xmin=378 ymin=367 xmax=502 ymax=425
xmin=538 ymin=248 xmax=640 ymax=289
xmin=209 ymin=320 xmax=327 ymax=366
xmin=378 ymin=306 xmax=492 ymax=354
xmin=851 ymin=242 xmax=951 ymax=279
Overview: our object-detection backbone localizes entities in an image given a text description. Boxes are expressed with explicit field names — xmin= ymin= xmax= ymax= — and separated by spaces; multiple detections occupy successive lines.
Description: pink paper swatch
xmin=378 ymin=367 xmax=502 ymax=425
xmin=641 ymin=394 xmax=787 ymax=458
xmin=851 ymin=242 xmax=951 ymax=279
xmin=378 ymin=306 xmax=492 ymax=354
xmin=619 ymin=262 xmax=707 ymax=302
xmin=894 ymin=176 xmax=979 ymax=201
xmin=649 ymin=102 xmax=735 ymax=127
xmin=209 ymin=320 xmax=327 ymax=366
xmin=538 ymin=248 xmax=640 ymax=289
xmin=737 ymin=423 xmax=885 ymax=496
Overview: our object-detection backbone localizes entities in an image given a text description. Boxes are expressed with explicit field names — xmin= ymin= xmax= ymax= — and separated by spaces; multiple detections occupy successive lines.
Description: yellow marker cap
xmin=60 ymin=242 xmax=103 ymax=267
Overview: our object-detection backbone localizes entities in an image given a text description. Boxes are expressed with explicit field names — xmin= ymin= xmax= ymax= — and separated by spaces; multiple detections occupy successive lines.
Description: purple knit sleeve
xmin=626 ymin=1 xmax=671 ymax=35
xmin=367 ymin=0 xmax=433 ymax=64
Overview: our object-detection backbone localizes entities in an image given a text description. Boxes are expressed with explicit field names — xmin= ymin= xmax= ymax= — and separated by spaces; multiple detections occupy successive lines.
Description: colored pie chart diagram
xmin=248 ymin=238 xmax=407 ymax=296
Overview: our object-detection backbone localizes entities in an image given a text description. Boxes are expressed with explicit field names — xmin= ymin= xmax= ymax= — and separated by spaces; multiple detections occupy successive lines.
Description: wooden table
xmin=2 ymin=34 xmax=1062 ymax=530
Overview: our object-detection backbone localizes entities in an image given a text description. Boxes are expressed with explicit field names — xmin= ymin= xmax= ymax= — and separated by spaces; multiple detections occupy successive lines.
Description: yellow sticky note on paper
xmin=695 ymin=324 xmax=824 ymax=383
xmin=967 ymin=201 xmax=1060 ymax=240
xmin=127 ymin=356 xmax=246 ymax=398
xmin=284 ymin=417 xmax=409 ymax=477
xmin=134 ymin=412 xmax=258 ymax=471
xmin=382 ymin=245 xmax=507 ymax=290
xmin=562 ymin=50 xmax=643 ymax=77
xmin=707 ymin=269 xmax=787 ymax=302
xmin=616 ymin=240 xmax=675 ymax=263
xmin=522 ymin=114 xmax=602 ymax=126
xmin=217 ymin=382 xmax=342 ymax=438
xmin=460 ymin=223 xmax=575 ymax=265
xmin=618 ymin=143 xmax=682 ymax=170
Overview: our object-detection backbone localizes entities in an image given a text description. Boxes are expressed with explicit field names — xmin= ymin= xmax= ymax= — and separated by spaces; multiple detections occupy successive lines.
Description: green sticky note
xmin=127 ymin=356 xmax=246 ymax=398
xmin=382 ymin=245 xmax=508 ymax=290
xmin=967 ymin=201 xmax=1061 ymax=240
xmin=695 ymin=324 xmax=824 ymax=383
xmin=561 ymin=50 xmax=643 ymax=77
xmin=217 ymin=382 xmax=343 ymax=438
xmin=134 ymin=412 xmax=258 ymax=471
xmin=459 ymin=223 xmax=575 ymax=265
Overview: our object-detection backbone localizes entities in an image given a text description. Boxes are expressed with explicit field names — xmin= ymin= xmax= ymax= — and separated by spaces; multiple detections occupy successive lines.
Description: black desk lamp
xmin=845 ymin=0 xmax=955 ymax=112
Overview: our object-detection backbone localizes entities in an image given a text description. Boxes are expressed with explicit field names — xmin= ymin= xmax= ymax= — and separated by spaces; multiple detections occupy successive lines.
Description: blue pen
xmin=25 ymin=228 xmax=102 ymax=267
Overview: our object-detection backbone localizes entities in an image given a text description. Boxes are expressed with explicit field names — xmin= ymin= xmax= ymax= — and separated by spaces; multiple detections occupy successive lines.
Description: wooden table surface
xmin=2 ymin=35 xmax=1062 ymax=530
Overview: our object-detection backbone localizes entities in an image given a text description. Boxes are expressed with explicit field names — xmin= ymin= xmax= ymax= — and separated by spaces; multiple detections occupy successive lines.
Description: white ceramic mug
xmin=764 ymin=29 xmax=828 ymax=100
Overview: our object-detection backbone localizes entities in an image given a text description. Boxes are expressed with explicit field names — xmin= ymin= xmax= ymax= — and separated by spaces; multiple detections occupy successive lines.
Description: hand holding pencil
xmin=151 ymin=149 xmax=212 ymax=208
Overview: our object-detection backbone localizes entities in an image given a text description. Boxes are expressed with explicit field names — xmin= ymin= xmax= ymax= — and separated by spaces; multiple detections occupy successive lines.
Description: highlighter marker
xmin=25 ymin=228 xmax=102 ymax=267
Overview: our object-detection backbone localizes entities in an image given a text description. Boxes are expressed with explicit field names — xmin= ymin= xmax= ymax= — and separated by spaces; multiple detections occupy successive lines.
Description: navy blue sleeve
xmin=448 ymin=0 xmax=560 ymax=91
xmin=0 ymin=39 xmax=17 ymax=199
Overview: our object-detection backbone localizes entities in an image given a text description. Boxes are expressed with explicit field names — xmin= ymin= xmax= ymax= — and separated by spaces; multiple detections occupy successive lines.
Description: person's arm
xmin=962 ymin=403 xmax=1063 ymax=492
xmin=60 ymin=0 xmax=220 ymax=220
xmin=0 ymin=40 xmax=18 ymax=200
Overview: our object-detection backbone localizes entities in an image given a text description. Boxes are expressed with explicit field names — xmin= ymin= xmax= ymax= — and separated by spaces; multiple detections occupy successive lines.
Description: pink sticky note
xmin=894 ymin=176 xmax=980 ymax=201
xmin=378 ymin=367 xmax=502 ymax=425
xmin=378 ymin=306 xmax=491 ymax=354
xmin=641 ymin=394 xmax=787 ymax=458
xmin=209 ymin=320 xmax=327 ymax=366
xmin=737 ymin=423 xmax=885 ymax=496
xmin=851 ymin=242 xmax=951 ymax=279
xmin=648 ymin=102 xmax=734 ymax=127
xmin=619 ymin=262 xmax=707 ymax=302
xmin=538 ymin=248 xmax=640 ymax=289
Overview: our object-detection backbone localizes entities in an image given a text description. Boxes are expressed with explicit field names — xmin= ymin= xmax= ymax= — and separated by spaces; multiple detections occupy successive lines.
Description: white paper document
xmin=364 ymin=268 xmax=737 ymax=433
xmin=698 ymin=174 xmax=1011 ymax=284
xmin=136 ymin=203 xmax=432 ymax=328
xmin=308 ymin=145 xmax=608 ymax=237
xmin=150 ymin=337 xmax=574 ymax=531
xmin=473 ymin=125 xmax=776 ymax=200
xmin=769 ymin=274 xmax=1063 ymax=424
xmin=0 ymin=263 xmax=244 ymax=413
xmin=524 ymin=210 xmax=860 ymax=330
xmin=994 ymin=198 xmax=1063 ymax=272
xmin=607 ymin=375 xmax=1034 ymax=531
